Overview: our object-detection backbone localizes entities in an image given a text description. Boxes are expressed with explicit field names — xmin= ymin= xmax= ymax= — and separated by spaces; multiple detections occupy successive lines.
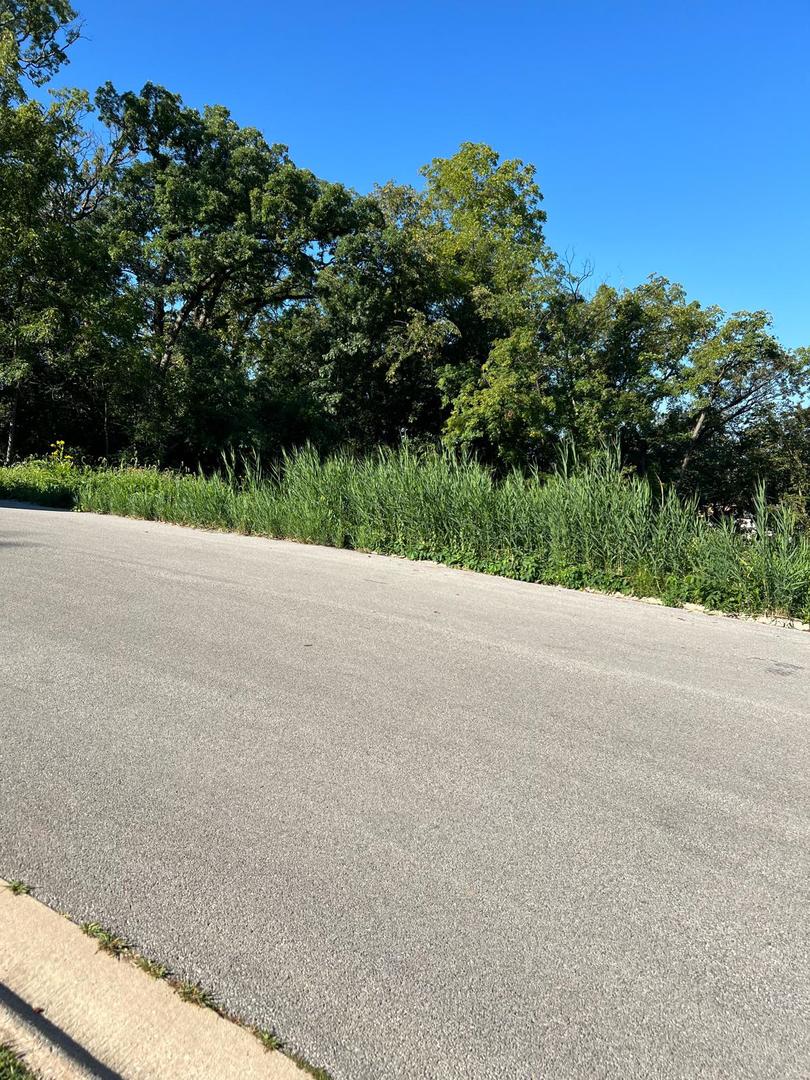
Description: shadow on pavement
xmin=0 ymin=982 xmax=123 ymax=1079
xmin=0 ymin=500 xmax=72 ymax=511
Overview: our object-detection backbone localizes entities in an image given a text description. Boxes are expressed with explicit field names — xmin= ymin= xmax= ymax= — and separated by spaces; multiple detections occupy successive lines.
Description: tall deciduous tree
xmin=0 ymin=0 xmax=117 ymax=462
xmin=0 ymin=88 xmax=123 ymax=461
xmin=95 ymin=82 xmax=357 ymax=458
xmin=672 ymin=310 xmax=807 ymax=477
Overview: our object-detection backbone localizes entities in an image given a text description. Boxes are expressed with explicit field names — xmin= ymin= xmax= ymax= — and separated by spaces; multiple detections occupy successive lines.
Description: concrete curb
xmin=0 ymin=883 xmax=308 ymax=1079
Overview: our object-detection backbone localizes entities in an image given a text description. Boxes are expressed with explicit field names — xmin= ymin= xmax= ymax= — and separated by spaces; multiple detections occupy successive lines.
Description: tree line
xmin=2 ymin=1 xmax=808 ymax=512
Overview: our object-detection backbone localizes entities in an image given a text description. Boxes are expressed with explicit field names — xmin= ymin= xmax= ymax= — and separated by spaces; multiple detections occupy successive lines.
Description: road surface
xmin=1 ymin=503 xmax=808 ymax=1079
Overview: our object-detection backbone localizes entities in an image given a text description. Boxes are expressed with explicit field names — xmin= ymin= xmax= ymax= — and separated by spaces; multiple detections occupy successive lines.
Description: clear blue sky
xmin=56 ymin=0 xmax=809 ymax=347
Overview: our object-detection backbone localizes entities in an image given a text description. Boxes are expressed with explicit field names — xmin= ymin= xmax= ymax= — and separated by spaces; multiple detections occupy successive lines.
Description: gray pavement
xmin=1 ymin=502 xmax=809 ymax=1080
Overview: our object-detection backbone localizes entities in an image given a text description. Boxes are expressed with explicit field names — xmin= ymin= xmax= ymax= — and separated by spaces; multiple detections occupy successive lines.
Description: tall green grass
xmin=1 ymin=446 xmax=808 ymax=620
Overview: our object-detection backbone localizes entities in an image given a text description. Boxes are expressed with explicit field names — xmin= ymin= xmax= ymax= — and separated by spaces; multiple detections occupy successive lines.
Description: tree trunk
xmin=637 ymin=437 xmax=648 ymax=477
xmin=680 ymin=409 xmax=707 ymax=476
xmin=4 ymin=382 xmax=20 ymax=466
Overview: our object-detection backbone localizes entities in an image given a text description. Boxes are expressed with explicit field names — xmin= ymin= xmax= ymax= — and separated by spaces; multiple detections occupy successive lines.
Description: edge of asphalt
xmin=1 ymin=498 xmax=807 ymax=633
xmin=0 ymin=882 xmax=312 ymax=1080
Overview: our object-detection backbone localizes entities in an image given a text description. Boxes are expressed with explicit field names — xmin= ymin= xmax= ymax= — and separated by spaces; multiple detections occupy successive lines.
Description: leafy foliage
xmin=0 ymin=0 xmax=79 ymax=103
xmin=0 ymin=0 xmax=808 ymax=517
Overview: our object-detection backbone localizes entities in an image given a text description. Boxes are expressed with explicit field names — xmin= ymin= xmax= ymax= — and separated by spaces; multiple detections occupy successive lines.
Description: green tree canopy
xmin=0 ymin=0 xmax=806 ymax=513
xmin=0 ymin=0 xmax=79 ymax=102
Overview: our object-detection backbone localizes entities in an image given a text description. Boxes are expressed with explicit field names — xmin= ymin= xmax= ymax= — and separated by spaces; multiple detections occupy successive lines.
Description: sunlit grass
xmin=0 ymin=1044 xmax=38 ymax=1080
xmin=2 ymin=446 xmax=808 ymax=619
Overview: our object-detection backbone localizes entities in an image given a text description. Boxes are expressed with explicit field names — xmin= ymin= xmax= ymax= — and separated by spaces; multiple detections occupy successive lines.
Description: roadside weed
xmin=0 ymin=1044 xmax=38 ymax=1080
xmin=5 ymin=880 xmax=31 ymax=896
xmin=80 ymin=921 xmax=130 ymax=958
xmin=169 ymin=978 xmax=217 ymax=1009
xmin=133 ymin=954 xmax=167 ymax=979
xmin=253 ymin=1027 xmax=283 ymax=1052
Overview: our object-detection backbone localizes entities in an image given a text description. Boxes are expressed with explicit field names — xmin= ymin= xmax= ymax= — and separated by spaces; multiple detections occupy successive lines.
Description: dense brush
xmin=1 ymin=447 xmax=808 ymax=620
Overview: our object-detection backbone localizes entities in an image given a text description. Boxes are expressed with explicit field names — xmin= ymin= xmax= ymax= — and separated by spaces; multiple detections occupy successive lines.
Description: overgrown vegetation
xmin=3 ymin=446 xmax=808 ymax=620
xmin=1 ymin=3 xmax=808 ymax=518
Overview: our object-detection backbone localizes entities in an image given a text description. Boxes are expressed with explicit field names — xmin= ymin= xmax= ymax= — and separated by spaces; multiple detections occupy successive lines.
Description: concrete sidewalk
xmin=0 ymin=883 xmax=306 ymax=1080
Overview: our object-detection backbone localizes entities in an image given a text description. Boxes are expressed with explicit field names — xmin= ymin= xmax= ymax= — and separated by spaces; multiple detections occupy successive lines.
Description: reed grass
xmin=2 ymin=446 xmax=808 ymax=620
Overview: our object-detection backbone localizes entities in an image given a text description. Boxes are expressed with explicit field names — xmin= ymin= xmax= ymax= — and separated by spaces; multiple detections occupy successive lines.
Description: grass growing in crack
xmin=288 ymin=1053 xmax=334 ymax=1080
xmin=252 ymin=1027 xmax=283 ymax=1052
xmin=169 ymin=978 xmax=217 ymax=1009
xmin=80 ymin=921 xmax=130 ymax=958
xmin=5 ymin=880 xmax=31 ymax=896
xmin=38 ymin=905 xmax=331 ymax=1078
xmin=80 ymin=922 xmax=170 ymax=982
xmin=0 ymin=1044 xmax=38 ymax=1080
xmin=133 ymin=954 xmax=167 ymax=979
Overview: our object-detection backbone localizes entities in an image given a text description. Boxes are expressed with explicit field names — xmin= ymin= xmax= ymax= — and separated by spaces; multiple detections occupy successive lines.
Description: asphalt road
xmin=1 ymin=503 xmax=809 ymax=1080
